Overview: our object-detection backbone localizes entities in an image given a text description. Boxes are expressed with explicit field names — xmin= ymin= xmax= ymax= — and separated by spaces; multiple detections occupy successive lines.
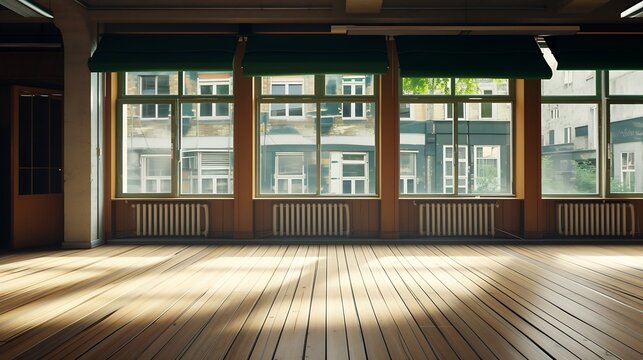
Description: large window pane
xmin=401 ymin=78 xmax=450 ymax=95
xmin=542 ymin=103 xmax=598 ymax=194
xmin=122 ymin=103 xmax=172 ymax=194
xmin=400 ymin=103 xmax=453 ymax=194
xmin=455 ymin=79 xmax=509 ymax=96
xmin=180 ymin=103 xmax=233 ymax=195
xmin=541 ymin=49 xmax=596 ymax=96
xmin=325 ymin=74 xmax=374 ymax=96
xmin=183 ymin=71 xmax=233 ymax=95
xmin=321 ymin=102 xmax=376 ymax=195
xmin=459 ymin=102 xmax=512 ymax=194
xmin=259 ymin=104 xmax=317 ymax=194
xmin=261 ymin=75 xmax=315 ymax=96
xmin=610 ymin=104 xmax=643 ymax=193
xmin=125 ymin=72 xmax=178 ymax=96
xmin=608 ymin=71 xmax=643 ymax=96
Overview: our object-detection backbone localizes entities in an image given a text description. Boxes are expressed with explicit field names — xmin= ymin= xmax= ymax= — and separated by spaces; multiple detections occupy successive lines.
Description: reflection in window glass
xmin=325 ymin=74 xmax=374 ymax=96
xmin=541 ymin=49 xmax=596 ymax=96
xmin=258 ymin=103 xmax=317 ymax=194
xmin=455 ymin=79 xmax=509 ymax=96
xmin=608 ymin=71 xmax=643 ymax=96
xmin=610 ymin=104 xmax=643 ymax=193
xmin=261 ymin=75 xmax=315 ymax=95
xmin=122 ymin=103 xmax=172 ymax=194
xmin=183 ymin=71 xmax=232 ymax=95
xmin=125 ymin=72 xmax=178 ymax=95
xmin=401 ymin=78 xmax=450 ymax=95
xmin=541 ymin=104 xmax=598 ymax=194
xmin=400 ymin=103 xmax=453 ymax=194
xmin=180 ymin=103 xmax=233 ymax=195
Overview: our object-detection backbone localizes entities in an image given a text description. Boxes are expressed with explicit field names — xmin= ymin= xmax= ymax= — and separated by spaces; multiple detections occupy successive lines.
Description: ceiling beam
xmin=550 ymin=0 xmax=611 ymax=14
xmin=346 ymin=0 xmax=382 ymax=14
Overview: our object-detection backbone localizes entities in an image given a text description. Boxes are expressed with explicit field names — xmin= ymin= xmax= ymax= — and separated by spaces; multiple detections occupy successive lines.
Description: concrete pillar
xmin=53 ymin=0 xmax=103 ymax=248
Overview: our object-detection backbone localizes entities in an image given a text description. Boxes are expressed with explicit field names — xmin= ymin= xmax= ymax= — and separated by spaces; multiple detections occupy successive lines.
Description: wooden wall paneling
xmin=1 ymin=87 xmax=11 ymax=249
xmin=234 ymin=40 xmax=254 ymax=239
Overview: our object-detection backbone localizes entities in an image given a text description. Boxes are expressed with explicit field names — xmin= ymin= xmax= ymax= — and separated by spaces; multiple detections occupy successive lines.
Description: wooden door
xmin=11 ymin=86 xmax=64 ymax=248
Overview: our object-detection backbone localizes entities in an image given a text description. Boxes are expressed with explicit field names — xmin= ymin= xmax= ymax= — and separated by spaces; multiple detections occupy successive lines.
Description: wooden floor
xmin=0 ymin=244 xmax=641 ymax=359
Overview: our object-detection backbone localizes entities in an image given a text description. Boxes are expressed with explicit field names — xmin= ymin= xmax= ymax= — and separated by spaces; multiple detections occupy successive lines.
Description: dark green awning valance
xmin=242 ymin=35 xmax=389 ymax=76
xmin=88 ymin=34 xmax=238 ymax=72
xmin=396 ymin=36 xmax=552 ymax=79
xmin=545 ymin=35 xmax=643 ymax=70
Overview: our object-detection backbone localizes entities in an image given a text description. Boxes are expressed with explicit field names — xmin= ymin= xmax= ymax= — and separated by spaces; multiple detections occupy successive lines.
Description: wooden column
xmin=517 ymin=79 xmax=544 ymax=238
xmin=379 ymin=39 xmax=400 ymax=239
xmin=233 ymin=41 xmax=255 ymax=239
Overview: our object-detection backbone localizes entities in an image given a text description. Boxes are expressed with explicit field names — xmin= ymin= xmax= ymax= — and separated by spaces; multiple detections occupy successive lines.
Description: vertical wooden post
xmin=234 ymin=40 xmax=255 ymax=239
xmin=103 ymin=73 xmax=117 ymax=240
xmin=380 ymin=38 xmax=400 ymax=239
xmin=517 ymin=79 xmax=543 ymax=238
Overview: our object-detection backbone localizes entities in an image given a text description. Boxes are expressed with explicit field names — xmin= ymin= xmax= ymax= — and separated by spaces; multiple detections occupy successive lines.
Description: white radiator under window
xmin=273 ymin=203 xmax=350 ymax=237
xmin=419 ymin=203 xmax=495 ymax=237
xmin=132 ymin=203 xmax=209 ymax=237
xmin=557 ymin=203 xmax=635 ymax=237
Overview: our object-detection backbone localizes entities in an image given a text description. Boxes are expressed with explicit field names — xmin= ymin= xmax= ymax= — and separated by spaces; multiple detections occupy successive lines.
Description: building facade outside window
xmin=399 ymin=77 xmax=513 ymax=196
xmin=258 ymin=74 xmax=377 ymax=196
xmin=118 ymin=71 xmax=234 ymax=196
xmin=541 ymin=49 xmax=643 ymax=196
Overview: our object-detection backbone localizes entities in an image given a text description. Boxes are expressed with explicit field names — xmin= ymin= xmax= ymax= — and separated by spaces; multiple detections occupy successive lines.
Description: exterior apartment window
xmin=564 ymin=127 xmax=573 ymax=144
xmin=620 ymin=152 xmax=636 ymax=192
xmin=400 ymin=151 xmax=417 ymax=194
xmin=270 ymin=82 xmax=304 ymax=118
xmin=542 ymin=48 xmax=643 ymax=197
xmin=258 ymin=74 xmax=377 ymax=196
xmin=400 ymin=78 xmax=513 ymax=196
xmin=275 ymin=153 xmax=306 ymax=194
xmin=119 ymin=71 xmax=234 ymax=196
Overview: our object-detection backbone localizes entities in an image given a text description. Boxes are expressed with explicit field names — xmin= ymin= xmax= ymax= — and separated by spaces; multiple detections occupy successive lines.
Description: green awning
xmin=88 ymin=34 xmax=238 ymax=72
xmin=396 ymin=36 xmax=552 ymax=79
xmin=545 ymin=35 xmax=643 ymax=70
xmin=242 ymin=35 xmax=388 ymax=76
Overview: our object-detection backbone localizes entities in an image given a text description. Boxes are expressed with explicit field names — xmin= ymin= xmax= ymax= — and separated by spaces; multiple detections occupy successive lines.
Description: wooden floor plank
xmin=0 ymin=244 xmax=640 ymax=360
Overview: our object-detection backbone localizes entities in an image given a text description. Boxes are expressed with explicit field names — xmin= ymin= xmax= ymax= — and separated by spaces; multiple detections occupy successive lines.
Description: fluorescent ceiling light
xmin=621 ymin=1 xmax=643 ymax=18
xmin=0 ymin=0 xmax=54 ymax=19
xmin=331 ymin=25 xmax=579 ymax=36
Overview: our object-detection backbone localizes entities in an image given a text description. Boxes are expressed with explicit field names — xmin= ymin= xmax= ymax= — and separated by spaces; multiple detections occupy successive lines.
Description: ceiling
xmin=0 ymin=0 xmax=642 ymax=31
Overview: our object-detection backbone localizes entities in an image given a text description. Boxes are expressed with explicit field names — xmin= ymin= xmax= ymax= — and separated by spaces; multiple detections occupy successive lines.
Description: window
xmin=182 ymin=151 xmax=232 ymax=194
xmin=444 ymin=145 xmax=468 ymax=194
xmin=542 ymin=50 xmax=643 ymax=197
xmin=119 ymin=71 xmax=234 ymax=196
xmin=620 ymin=152 xmax=636 ymax=193
xmin=141 ymin=155 xmax=172 ymax=193
xmin=270 ymin=81 xmax=304 ymax=118
xmin=341 ymin=76 xmax=366 ymax=119
xmin=197 ymin=80 xmax=231 ymax=119
xmin=400 ymin=151 xmax=417 ymax=194
xmin=258 ymin=74 xmax=377 ymax=196
xmin=275 ymin=153 xmax=306 ymax=194
xmin=332 ymin=152 xmax=369 ymax=194
xmin=473 ymin=145 xmax=500 ymax=193
xmin=564 ymin=127 xmax=572 ymax=144
xmin=609 ymin=103 xmax=643 ymax=194
xmin=400 ymin=77 xmax=513 ymax=196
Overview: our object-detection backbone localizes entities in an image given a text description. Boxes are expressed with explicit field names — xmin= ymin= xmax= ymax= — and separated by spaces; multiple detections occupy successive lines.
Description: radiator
xmin=132 ymin=203 xmax=209 ymax=237
xmin=419 ymin=203 xmax=495 ymax=237
xmin=557 ymin=203 xmax=635 ymax=237
xmin=273 ymin=203 xmax=350 ymax=237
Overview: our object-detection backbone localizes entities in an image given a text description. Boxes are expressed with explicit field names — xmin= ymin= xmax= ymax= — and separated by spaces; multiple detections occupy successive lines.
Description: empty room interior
xmin=1 ymin=0 xmax=642 ymax=358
